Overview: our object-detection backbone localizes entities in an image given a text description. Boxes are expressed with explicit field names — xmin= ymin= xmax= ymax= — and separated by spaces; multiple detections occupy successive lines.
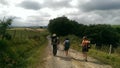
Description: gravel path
xmin=43 ymin=37 xmax=112 ymax=68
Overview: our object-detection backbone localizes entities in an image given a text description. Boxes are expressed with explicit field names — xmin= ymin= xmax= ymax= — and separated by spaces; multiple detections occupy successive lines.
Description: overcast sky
xmin=0 ymin=0 xmax=120 ymax=26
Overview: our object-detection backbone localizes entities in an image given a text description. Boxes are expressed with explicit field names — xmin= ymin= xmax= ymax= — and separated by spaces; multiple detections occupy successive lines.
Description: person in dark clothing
xmin=63 ymin=38 xmax=70 ymax=56
xmin=51 ymin=34 xmax=59 ymax=56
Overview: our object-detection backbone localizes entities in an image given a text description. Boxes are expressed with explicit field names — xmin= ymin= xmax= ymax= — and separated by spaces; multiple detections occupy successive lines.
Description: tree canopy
xmin=84 ymin=24 xmax=120 ymax=47
xmin=48 ymin=16 xmax=120 ymax=47
xmin=48 ymin=16 xmax=79 ymax=36
xmin=0 ymin=17 xmax=13 ymax=40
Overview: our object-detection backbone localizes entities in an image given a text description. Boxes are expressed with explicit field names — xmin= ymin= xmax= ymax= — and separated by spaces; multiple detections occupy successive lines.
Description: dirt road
xmin=44 ymin=37 xmax=112 ymax=68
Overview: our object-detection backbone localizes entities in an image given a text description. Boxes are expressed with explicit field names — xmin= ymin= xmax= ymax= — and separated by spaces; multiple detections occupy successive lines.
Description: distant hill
xmin=9 ymin=26 xmax=47 ymax=28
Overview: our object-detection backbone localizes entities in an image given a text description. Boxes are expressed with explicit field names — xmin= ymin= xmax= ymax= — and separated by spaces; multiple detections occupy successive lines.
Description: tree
xmin=73 ymin=24 xmax=87 ymax=37
xmin=48 ymin=16 xmax=79 ymax=36
xmin=0 ymin=17 xmax=13 ymax=40
xmin=115 ymin=27 xmax=120 ymax=34
xmin=84 ymin=24 xmax=120 ymax=48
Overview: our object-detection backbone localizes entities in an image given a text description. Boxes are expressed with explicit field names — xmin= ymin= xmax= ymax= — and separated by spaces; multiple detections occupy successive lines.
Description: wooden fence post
xmin=13 ymin=30 xmax=16 ymax=39
xmin=109 ymin=44 xmax=112 ymax=55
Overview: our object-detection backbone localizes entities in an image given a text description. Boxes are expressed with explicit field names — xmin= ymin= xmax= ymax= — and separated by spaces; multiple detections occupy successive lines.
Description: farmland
xmin=0 ymin=28 xmax=49 ymax=68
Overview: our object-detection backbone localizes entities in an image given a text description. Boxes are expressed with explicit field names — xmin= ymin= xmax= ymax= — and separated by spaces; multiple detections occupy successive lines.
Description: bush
xmin=0 ymin=40 xmax=25 ymax=68
xmin=4 ymin=33 xmax=12 ymax=40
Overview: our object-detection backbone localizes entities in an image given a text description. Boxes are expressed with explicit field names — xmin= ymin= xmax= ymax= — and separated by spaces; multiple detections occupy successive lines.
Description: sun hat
xmin=52 ymin=33 xmax=56 ymax=37
xmin=83 ymin=36 xmax=87 ymax=39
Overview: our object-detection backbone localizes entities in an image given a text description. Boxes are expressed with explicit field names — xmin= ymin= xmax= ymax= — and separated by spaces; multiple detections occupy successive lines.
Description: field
xmin=112 ymin=25 xmax=120 ymax=28
xmin=0 ymin=28 xmax=49 ymax=68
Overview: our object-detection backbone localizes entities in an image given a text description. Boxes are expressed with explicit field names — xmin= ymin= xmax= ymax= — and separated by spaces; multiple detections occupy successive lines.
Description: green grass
xmin=26 ymin=39 xmax=48 ymax=68
xmin=61 ymin=35 xmax=120 ymax=68
xmin=112 ymin=25 xmax=120 ymax=28
xmin=0 ymin=29 xmax=49 ymax=68
xmin=88 ymin=49 xmax=120 ymax=68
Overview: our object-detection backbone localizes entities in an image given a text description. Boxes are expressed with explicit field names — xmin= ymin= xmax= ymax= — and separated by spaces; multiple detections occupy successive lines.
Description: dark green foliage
xmin=75 ymin=24 xmax=87 ymax=37
xmin=48 ymin=16 xmax=120 ymax=48
xmin=48 ymin=16 xmax=79 ymax=36
xmin=0 ymin=18 xmax=12 ymax=40
xmin=83 ymin=24 xmax=120 ymax=47
xmin=0 ymin=40 xmax=25 ymax=68
xmin=115 ymin=27 xmax=120 ymax=34
xmin=3 ymin=33 xmax=12 ymax=40
xmin=0 ymin=29 xmax=49 ymax=68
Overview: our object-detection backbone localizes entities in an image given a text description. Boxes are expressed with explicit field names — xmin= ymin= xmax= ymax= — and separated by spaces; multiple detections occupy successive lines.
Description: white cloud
xmin=0 ymin=0 xmax=120 ymax=26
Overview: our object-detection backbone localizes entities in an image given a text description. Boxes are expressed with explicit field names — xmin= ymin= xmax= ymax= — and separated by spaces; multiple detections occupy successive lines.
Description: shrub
xmin=0 ymin=40 xmax=25 ymax=68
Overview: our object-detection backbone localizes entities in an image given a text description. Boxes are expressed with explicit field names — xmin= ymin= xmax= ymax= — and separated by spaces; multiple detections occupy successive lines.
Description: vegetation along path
xmin=42 ymin=36 xmax=112 ymax=68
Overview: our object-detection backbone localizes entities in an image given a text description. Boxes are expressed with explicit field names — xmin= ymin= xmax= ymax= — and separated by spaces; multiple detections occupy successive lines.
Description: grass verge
xmin=88 ymin=49 xmax=120 ymax=68
xmin=26 ymin=40 xmax=48 ymax=68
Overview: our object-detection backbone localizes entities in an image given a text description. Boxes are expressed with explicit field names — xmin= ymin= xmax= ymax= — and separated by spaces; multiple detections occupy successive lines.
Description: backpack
xmin=87 ymin=44 xmax=91 ymax=49
xmin=52 ymin=37 xmax=58 ymax=45
xmin=64 ymin=40 xmax=70 ymax=47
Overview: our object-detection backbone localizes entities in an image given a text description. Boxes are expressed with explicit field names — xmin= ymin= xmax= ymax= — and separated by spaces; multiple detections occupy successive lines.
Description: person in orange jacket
xmin=81 ymin=36 xmax=90 ymax=61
